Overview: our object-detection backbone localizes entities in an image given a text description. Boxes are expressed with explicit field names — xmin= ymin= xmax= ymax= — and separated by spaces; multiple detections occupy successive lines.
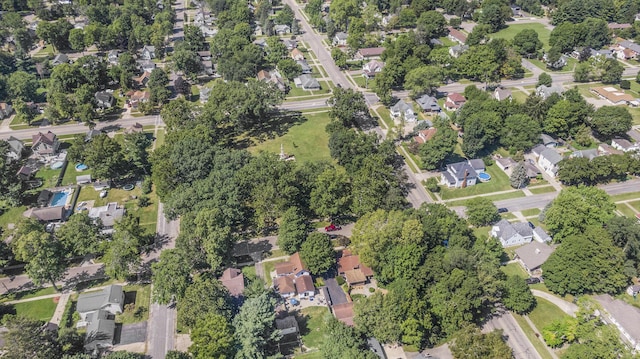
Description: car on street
xmin=325 ymin=224 xmax=341 ymax=232
xmin=498 ymin=208 xmax=509 ymax=213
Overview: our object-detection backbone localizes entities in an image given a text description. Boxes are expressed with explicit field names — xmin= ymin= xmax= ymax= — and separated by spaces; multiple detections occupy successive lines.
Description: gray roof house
xmin=514 ymin=241 xmax=555 ymax=275
xmin=415 ymin=94 xmax=441 ymax=112
xmin=83 ymin=309 xmax=116 ymax=352
xmin=540 ymin=134 xmax=557 ymax=147
xmin=441 ymin=159 xmax=485 ymax=188
xmin=51 ymin=53 xmax=69 ymax=66
xmin=77 ymin=285 xmax=124 ymax=322
xmin=494 ymin=87 xmax=512 ymax=101
xmin=88 ymin=202 xmax=125 ymax=230
xmin=536 ymin=85 xmax=564 ymax=99
xmin=543 ymin=53 xmax=568 ymax=69
xmin=491 ymin=219 xmax=533 ymax=247
xmin=333 ymin=32 xmax=348 ymax=46
xmin=107 ymin=50 xmax=119 ymax=65
xmin=296 ymin=59 xmax=312 ymax=74
xmin=85 ymin=129 xmax=103 ymax=142
xmin=293 ymin=74 xmax=320 ymax=90
xmin=274 ymin=24 xmax=291 ymax=35
xmin=612 ymin=138 xmax=639 ymax=152
xmin=538 ymin=148 xmax=563 ymax=177
xmin=200 ymin=86 xmax=212 ymax=103
xmin=448 ymin=44 xmax=469 ymax=58
xmin=594 ymin=294 xmax=640 ymax=351
xmin=571 ymin=148 xmax=599 ymax=160
xmin=533 ymin=227 xmax=551 ymax=243
xmin=140 ymin=45 xmax=156 ymax=60
xmin=390 ymin=100 xmax=416 ymax=122
xmin=94 ymin=91 xmax=114 ymax=109
xmin=138 ymin=60 xmax=156 ymax=73
xmin=5 ymin=136 xmax=24 ymax=163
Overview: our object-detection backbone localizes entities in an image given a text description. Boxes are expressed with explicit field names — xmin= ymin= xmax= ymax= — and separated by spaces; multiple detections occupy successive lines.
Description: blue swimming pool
xmin=75 ymin=163 xmax=88 ymax=171
xmin=478 ymin=172 xmax=491 ymax=182
xmin=50 ymin=192 xmax=68 ymax=207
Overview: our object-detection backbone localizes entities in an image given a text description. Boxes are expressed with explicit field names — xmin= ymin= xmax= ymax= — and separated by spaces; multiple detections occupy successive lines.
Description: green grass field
xmin=528 ymin=297 xmax=570 ymax=331
xmin=501 ymin=262 xmax=528 ymax=279
xmin=249 ymin=112 xmax=332 ymax=163
xmin=529 ymin=186 xmax=557 ymax=195
xmin=616 ymin=203 xmax=637 ymax=218
xmin=12 ymin=297 xmax=58 ymax=321
xmin=299 ymin=306 xmax=331 ymax=350
xmin=0 ymin=287 xmax=57 ymax=303
xmin=439 ymin=165 xmax=515 ymax=200
xmin=115 ymin=284 xmax=151 ymax=324
xmin=611 ymin=191 xmax=640 ymax=202
xmin=521 ymin=208 xmax=541 ymax=217
xmin=512 ymin=313 xmax=555 ymax=359
xmin=0 ymin=204 xmax=27 ymax=233
xmin=490 ymin=23 xmax=552 ymax=49
xmin=628 ymin=200 xmax=640 ymax=212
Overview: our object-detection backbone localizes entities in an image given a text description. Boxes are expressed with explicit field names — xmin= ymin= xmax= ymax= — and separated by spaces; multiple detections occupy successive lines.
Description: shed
xmin=76 ymin=174 xmax=92 ymax=184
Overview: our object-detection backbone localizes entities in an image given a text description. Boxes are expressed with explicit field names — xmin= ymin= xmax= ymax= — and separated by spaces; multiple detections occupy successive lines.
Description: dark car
xmin=528 ymin=221 xmax=535 ymax=229
xmin=325 ymin=224 xmax=342 ymax=232
xmin=498 ymin=208 xmax=509 ymax=213
xmin=526 ymin=277 xmax=540 ymax=285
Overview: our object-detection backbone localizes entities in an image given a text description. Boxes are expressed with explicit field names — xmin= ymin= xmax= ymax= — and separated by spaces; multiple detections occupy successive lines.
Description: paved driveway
xmin=117 ymin=322 xmax=148 ymax=345
xmin=324 ymin=278 xmax=347 ymax=306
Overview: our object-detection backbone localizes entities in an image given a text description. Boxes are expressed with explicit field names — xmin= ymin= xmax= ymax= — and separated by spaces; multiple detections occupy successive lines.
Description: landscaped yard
xmin=248 ymin=111 xmax=332 ymax=163
xmin=115 ymin=284 xmax=151 ymax=324
xmin=439 ymin=165 xmax=514 ymax=200
xmin=12 ymin=297 xmax=58 ymax=321
xmin=501 ymin=262 xmax=527 ymax=279
xmin=490 ymin=23 xmax=552 ymax=49
xmin=299 ymin=306 xmax=331 ymax=350
xmin=36 ymin=166 xmax=64 ymax=188
xmin=528 ymin=297 xmax=570 ymax=332
xmin=372 ymin=106 xmax=394 ymax=130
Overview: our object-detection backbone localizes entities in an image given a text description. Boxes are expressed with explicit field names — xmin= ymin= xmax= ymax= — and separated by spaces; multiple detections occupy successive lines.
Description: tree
xmin=542 ymin=227 xmax=628 ymax=296
xmin=415 ymin=11 xmax=447 ymax=44
xmin=277 ymin=207 xmax=309 ymax=254
xmin=328 ymin=88 xmax=369 ymax=127
xmin=172 ymin=47 xmax=203 ymax=78
xmin=465 ymin=197 xmax=499 ymax=227
xmin=276 ymin=4 xmax=295 ymax=25
xmin=68 ymin=28 xmax=85 ymax=52
xmin=544 ymin=186 xmax=615 ymax=242
xmin=12 ymin=221 xmax=67 ymax=290
xmin=233 ymin=292 xmax=280 ymax=359
xmin=329 ymin=0 xmax=360 ymax=30
xmin=151 ymin=249 xmax=192 ymax=304
xmin=501 ymin=114 xmax=541 ymax=152
xmin=300 ymin=232 xmax=335 ymax=275
xmin=321 ymin=317 xmax=378 ymax=359
xmin=404 ymin=66 xmax=443 ymax=98
xmin=178 ymin=276 xmax=233 ymax=330
xmin=148 ymin=68 xmax=171 ymax=104
xmin=122 ymin=132 xmax=152 ymax=176
xmin=103 ymin=213 xmax=150 ymax=280
xmin=183 ymin=24 xmax=205 ymax=51
xmin=310 ymin=166 xmax=351 ymax=219
xmin=512 ymin=28 xmax=543 ymax=57
xmin=589 ymin=106 xmax=633 ymax=140
xmin=1 ymin=315 xmax=61 ymax=359
xmin=478 ymin=0 xmax=511 ymax=32
xmin=601 ymin=58 xmax=624 ymax=84
xmin=537 ymin=72 xmax=552 ymax=87
xmin=8 ymin=71 xmax=39 ymax=102
xmin=166 ymin=352 xmax=190 ymax=359
xmin=189 ymin=313 xmax=235 ymax=359
xmin=450 ymin=326 xmax=512 ymax=359
xmin=509 ymin=163 xmax=529 ymax=189
xmin=56 ymin=212 xmax=101 ymax=257
xmin=331 ymin=47 xmax=347 ymax=68
xmin=503 ymin=275 xmax=536 ymax=313
xmin=418 ymin=124 xmax=457 ymax=170
xmin=83 ymin=134 xmax=123 ymax=181
xmin=276 ymin=58 xmax=302 ymax=80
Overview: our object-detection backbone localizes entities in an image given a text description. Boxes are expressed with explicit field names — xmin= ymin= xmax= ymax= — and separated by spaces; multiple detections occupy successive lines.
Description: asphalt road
xmin=483 ymin=310 xmax=542 ymax=359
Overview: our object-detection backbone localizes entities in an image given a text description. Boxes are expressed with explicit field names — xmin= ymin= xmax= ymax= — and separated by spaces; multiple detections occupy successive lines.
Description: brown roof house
xmin=31 ymin=131 xmax=60 ymax=157
xmin=295 ymin=274 xmax=315 ymax=298
xmin=274 ymin=252 xmax=309 ymax=278
xmin=23 ymin=206 xmax=66 ymax=223
xmin=290 ymin=48 xmax=305 ymax=61
xmin=414 ymin=128 xmax=438 ymax=144
xmin=337 ymin=250 xmax=374 ymax=286
xmin=219 ymin=268 xmax=245 ymax=297
xmin=129 ymin=91 xmax=150 ymax=109
xmin=332 ymin=302 xmax=355 ymax=326
xmin=444 ymin=92 xmax=466 ymax=111
xmin=447 ymin=26 xmax=467 ymax=44
xmin=354 ymin=47 xmax=385 ymax=60
xmin=275 ymin=276 xmax=296 ymax=298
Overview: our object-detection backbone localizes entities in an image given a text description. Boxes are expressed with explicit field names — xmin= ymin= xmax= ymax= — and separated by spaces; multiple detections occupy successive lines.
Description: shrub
xmin=425 ymin=177 xmax=440 ymax=192
xmin=141 ymin=177 xmax=152 ymax=194
xmin=368 ymin=287 xmax=375 ymax=293
xmin=336 ymin=276 xmax=346 ymax=285
xmin=138 ymin=196 xmax=150 ymax=207
xmin=620 ymin=80 xmax=631 ymax=89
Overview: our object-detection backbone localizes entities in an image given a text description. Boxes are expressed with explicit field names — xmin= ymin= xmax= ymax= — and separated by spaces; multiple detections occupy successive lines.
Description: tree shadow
xmin=235 ymin=110 xmax=307 ymax=148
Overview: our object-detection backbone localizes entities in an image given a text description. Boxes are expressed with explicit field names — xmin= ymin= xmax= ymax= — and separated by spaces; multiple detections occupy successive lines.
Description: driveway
xmin=531 ymin=290 xmax=578 ymax=316
xmin=323 ymin=278 xmax=347 ymax=306
xmin=116 ymin=322 xmax=148 ymax=345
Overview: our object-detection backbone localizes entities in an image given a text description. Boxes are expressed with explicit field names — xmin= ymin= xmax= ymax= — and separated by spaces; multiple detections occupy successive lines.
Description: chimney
xmin=535 ymin=248 xmax=541 ymax=254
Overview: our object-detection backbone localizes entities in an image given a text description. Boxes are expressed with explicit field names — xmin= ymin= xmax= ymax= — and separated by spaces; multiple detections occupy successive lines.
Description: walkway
xmin=531 ymin=289 xmax=578 ymax=316
xmin=49 ymin=291 xmax=71 ymax=326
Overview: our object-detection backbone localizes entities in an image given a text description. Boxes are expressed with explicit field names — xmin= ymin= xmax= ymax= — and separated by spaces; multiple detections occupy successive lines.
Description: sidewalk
xmin=49 ymin=291 xmax=71 ymax=326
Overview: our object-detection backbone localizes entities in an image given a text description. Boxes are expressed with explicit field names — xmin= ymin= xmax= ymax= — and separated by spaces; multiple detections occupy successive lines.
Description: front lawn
xmin=12 ymin=297 xmax=58 ymax=321
xmin=439 ymin=165 xmax=514 ymax=200
xmin=610 ymin=191 xmax=640 ymax=202
xmin=528 ymin=297 xmax=570 ymax=331
xmin=501 ymin=262 xmax=527 ymax=279
xmin=0 ymin=286 xmax=57 ymax=303
xmin=529 ymin=186 xmax=557 ymax=195
xmin=115 ymin=284 xmax=151 ymax=324
xmin=248 ymin=111 xmax=332 ymax=163
xmin=36 ymin=166 xmax=64 ymax=188
xmin=490 ymin=23 xmax=551 ymax=49
xmin=521 ymin=208 xmax=541 ymax=217
xmin=616 ymin=203 xmax=637 ymax=218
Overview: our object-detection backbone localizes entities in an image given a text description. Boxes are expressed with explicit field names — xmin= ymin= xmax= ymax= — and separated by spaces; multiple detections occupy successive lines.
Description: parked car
xmin=526 ymin=277 xmax=540 ymax=285
xmin=498 ymin=207 xmax=509 ymax=213
xmin=528 ymin=221 xmax=535 ymax=229
xmin=325 ymin=223 xmax=342 ymax=232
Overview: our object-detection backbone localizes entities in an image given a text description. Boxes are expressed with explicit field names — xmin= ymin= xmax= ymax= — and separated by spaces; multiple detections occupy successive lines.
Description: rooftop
xmin=515 ymin=241 xmax=555 ymax=270
xmin=77 ymin=285 xmax=124 ymax=314
xmin=219 ymin=268 xmax=245 ymax=297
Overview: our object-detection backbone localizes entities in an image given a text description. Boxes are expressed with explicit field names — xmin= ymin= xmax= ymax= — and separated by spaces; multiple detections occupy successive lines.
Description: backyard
xmin=115 ymin=284 xmax=151 ymax=324
xmin=297 ymin=306 xmax=331 ymax=356
xmin=490 ymin=23 xmax=552 ymax=49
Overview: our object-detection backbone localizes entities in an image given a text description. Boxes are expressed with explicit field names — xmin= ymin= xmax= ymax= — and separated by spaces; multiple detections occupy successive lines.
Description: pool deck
xmin=48 ymin=187 xmax=75 ymax=208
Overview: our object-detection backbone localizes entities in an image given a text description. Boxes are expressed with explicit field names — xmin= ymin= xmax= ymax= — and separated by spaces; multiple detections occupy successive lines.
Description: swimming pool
xmin=478 ymin=172 xmax=491 ymax=182
xmin=75 ymin=163 xmax=88 ymax=171
xmin=51 ymin=161 xmax=64 ymax=170
xmin=50 ymin=191 xmax=68 ymax=207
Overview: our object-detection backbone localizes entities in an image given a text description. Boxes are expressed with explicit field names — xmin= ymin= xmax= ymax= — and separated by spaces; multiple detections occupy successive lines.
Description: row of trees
xmin=557 ymin=152 xmax=640 ymax=186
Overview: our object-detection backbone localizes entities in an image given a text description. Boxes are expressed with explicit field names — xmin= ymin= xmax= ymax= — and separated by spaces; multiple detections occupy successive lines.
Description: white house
xmin=491 ymin=219 xmax=533 ymax=247
xmin=333 ymin=32 xmax=348 ymax=46
xmin=611 ymin=138 xmax=639 ymax=152
xmin=390 ymin=100 xmax=416 ymax=122
xmin=31 ymin=131 xmax=60 ymax=157
xmin=5 ymin=136 xmax=24 ymax=163
xmin=274 ymin=24 xmax=291 ymax=35
xmin=441 ymin=159 xmax=485 ymax=188
xmin=448 ymin=44 xmax=469 ymax=58
xmin=363 ymin=60 xmax=383 ymax=78
xmin=295 ymin=274 xmax=315 ymax=298
xmin=533 ymin=227 xmax=552 ymax=243
xmin=538 ymin=147 xmax=563 ymax=177
xmin=536 ymin=85 xmax=564 ymax=99
xmin=140 ymin=45 xmax=156 ymax=60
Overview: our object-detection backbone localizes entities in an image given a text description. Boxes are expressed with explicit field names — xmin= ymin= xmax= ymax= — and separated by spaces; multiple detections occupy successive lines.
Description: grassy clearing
xmin=372 ymin=107 xmax=394 ymax=130
xmin=249 ymin=112 xmax=332 ymax=163
xmin=0 ymin=204 xmax=27 ymax=233
xmin=501 ymin=262 xmax=528 ymax=279
xmin=529 ymin=186 xmax=557 ymax=195
xmin=262 ymin=259 xmax=285 ymax=287
xmin=115 ymin=284 xmax=151 ymax=324
xmin=399 ymin=144 xmax=422 ymax=172
xmin=512 ymin=313 xmax=555 ymax=359
xmin=511 ymin=90 xmax=530 ymax=103
xmin=12 ymin=297 xmax=58 ymax=321
xmin=0 ymin=286 xmax=58 ymax=303
xmin=439 ymin=165 xmax=513 ymax=200
xmin=521 ymin=208 xmax=541 ymax=217
xmin=36 ymin=166 xmax=63 ymax=188
xmin=472 ymin=226 xmax=491 ymax=240
xmin=490 ymin=23 xmax=552 ymax=49
xmin=611 ymin=191 xmax=640 ymax=202
xmin=616 ymin=203 xmax=637 ymax=218
xmin=529 ymin=297 xmax=570 ymax=331
xmin=299 ymin=306 xmax=331 ymax=349
xmin=154 ymin=128 xmax=166 ymax=148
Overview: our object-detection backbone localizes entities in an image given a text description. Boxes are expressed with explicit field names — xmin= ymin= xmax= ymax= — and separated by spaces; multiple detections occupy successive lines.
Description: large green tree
xmin=177 ymin=276 xmax=233 ymax=330
xmin=1 ymin=315 xmax=62 ymax=359
xmin=55 ymin=212 xmax=101 ymax=257
xmin=502 ymin=275 xmax=536 ymax=314
xmin=404 ymin=66 xmax=443 ymax=98
xmin=465 ymin=197 xmax=499 ymax=227
xmin=189 ymin=313 xmax=235 ymax=359
xmin=151 ymin=249 xmax=192 ymax=304
xmin=300 ymin=232 xmax=335 ymax=275
xmin=233 ymin=292 xmax=280 ymax=359
xmin=83 ymin=134 xmax=123 ymax=181
xmin=310 ymin=166 xmax=351 ymax=219
xmin=277 ymin=207 xmax=309 ymax=254
xmin=450 ymin=325 xmax=512 ymax=359
xmin=589 ymin=106 xmax=633 ymax=140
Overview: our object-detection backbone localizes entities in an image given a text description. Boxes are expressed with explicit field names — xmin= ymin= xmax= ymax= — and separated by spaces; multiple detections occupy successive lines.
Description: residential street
xmin=483 ymin=310 xmax=542 ymax=359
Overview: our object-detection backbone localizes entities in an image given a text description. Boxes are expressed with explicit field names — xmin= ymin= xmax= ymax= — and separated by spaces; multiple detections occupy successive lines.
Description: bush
xmin=138 ymin=196 xmax=150 ymax=207
xmin=425 ymin=177 xmax=440 ymax=192
xmin=368 ymin=287 xmax=375 ymax=293
xmin=482 ymin=156 xmax=494 ymax=167
xmin=336 ymin=276 xmax=346 ymax=285
xmin=141 ymin=177 xmax=152 ymax=194
xmin=620 ymin=80 xmax=631 ymax=89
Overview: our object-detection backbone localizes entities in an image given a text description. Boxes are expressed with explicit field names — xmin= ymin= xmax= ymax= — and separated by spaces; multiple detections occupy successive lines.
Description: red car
xmin=325 ymin=224 xmax=342 ymax=232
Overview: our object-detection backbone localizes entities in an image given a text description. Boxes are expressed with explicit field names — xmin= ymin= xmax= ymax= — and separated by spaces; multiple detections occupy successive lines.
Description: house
xmin=76 ymin=174 xmax=92 ymax=185
xmin=390 ymin=100 xmax=416 ymax=122
xmin=94 ymin=91 xmax=114 ymax=109
xmin=200 ymin=86 xmax=211 ymax=103
xmin=627 ymin=285 xmax=640 ymax=297
xmin=274 ymin=24 xmax=291 ymax=35
xmin=133 ymin=71 xmax=151 ymax=87
xmin=107 ymin=50 xmax=119 ymax=65
xmin=538 ymin=148 xmax=563 ymax=177
xmin=332 ymin=302 xmax=355 ymax=326
xmin=129 ymin=91 xmax=150 ymax=109
xmin=494 ymin=87 xmax=512 ymax=101
xmin=140 ymin=45 xmax=156 ymax=60
xmin=83 ymin=310 xmax=116 ymax=352
xmin=88 ymin=202 xmax=125 ymax=230
xmin=333 ymin=32 xmax=348 ymax=46
xmin=51 ymin=53 xmax=69 ymax=66
xmin=293 ymin=74 xmax=320 ymax=90
xmin=533 ymin=227 xmax=552 ymax=243
xmin=525 ymin=161 xmax=542 ymax=178
xmin=415 ymin=94 xmax=441 ymax=113
xmin=444 ymin=92 xmax=466 ymax=111
xmin=496 ymin=157 xmax=517 ymax=172
xmin=283 ymin=39 xmax=298 ymax=50
xmin=491 ymin=219 xmax=533 ymax=247
xmin=5 ymin=136 xmax=24 ymax=163
xmin=590 ymin=48 xmax=614 ymax=59
xmin=598 ymin=143 xmax=624 ymax=155
xmin=571 ymin=148 xmax=599 ymax=160
xmin=0 ymin=103 xmax=13 ymax=119
xmin=540 ymin=134 xmax=557 ymax=147
xmin=363 ymin=60 xmax=384 ymax=78
xmin=627 ymin=129 xmax=640 ymax=143
xmin=274 ymin=252 xmax=309 ymax=278
xmin=510 ymin=4 xmax=523 ymax=17
xmin=447 ymin=27 xmax=467 ymax=44
xmin=514 ymin=241 xmax=555 ymax=275
xmin=219 ymin=268 xmax=245 ymax=297
xmin=296 ymin=59 xmax=312 ymax=74
xmin=594 ymin=294 xmax=640 ymax=351
xmin=441 ymin=159 xmax=485 ymax=188
xmin=591 ymin=86 xmax=638 ymax=106
xmin=253 ymin=38 xmax=267 ymax=48
xmin=197 ymin=50 xmax=212 ymax=60
xmin=257 ymin=70 xmax=287 ymax=92
xmin=290 ymin=48 xmax=305 ymax=61
xmin=536 ymin=85 xmax=564 ymax=100
xmin=201 ymin=60 xmax=214 ymax=75
xmin=414 ymin=128 xmax=438 ymax=144
xmin=77 ymin=285 xmax=124 ymax=321
xmin=531 ymin=144 xmax=547 ymax=157
xmin=616 ymin=40 xmax=640 ymax=60
xmin=200 ymin=25 xmax=217 ymax=37
xmin=275 ymin=276 xmax=296 ymax=298
xmin=295 ymin=274 xmax=315 ymax=298
xmin=37 ymin=189 xmax=53 ymax=206
xmin=138 ymin=60 xmax=156 ymax=73
xmin=354 ymin=47 xmax=385 ymax=60
xmin=23 ymin=206 xmax=65 ymax=222
xmin=337 ymin=250 xmax=374 ymax=286
xmin=611 ymin=138 xmax=639 ymax=152
xmin=32 ymin=131 xmax=60 ymax=156
xmin=35 ymin=62 xmax=50 ymax=78
xmin=543 ymin=53 xmax=568 ymax=69
xmin=448 ymin=44 xmax=469 ymax=58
